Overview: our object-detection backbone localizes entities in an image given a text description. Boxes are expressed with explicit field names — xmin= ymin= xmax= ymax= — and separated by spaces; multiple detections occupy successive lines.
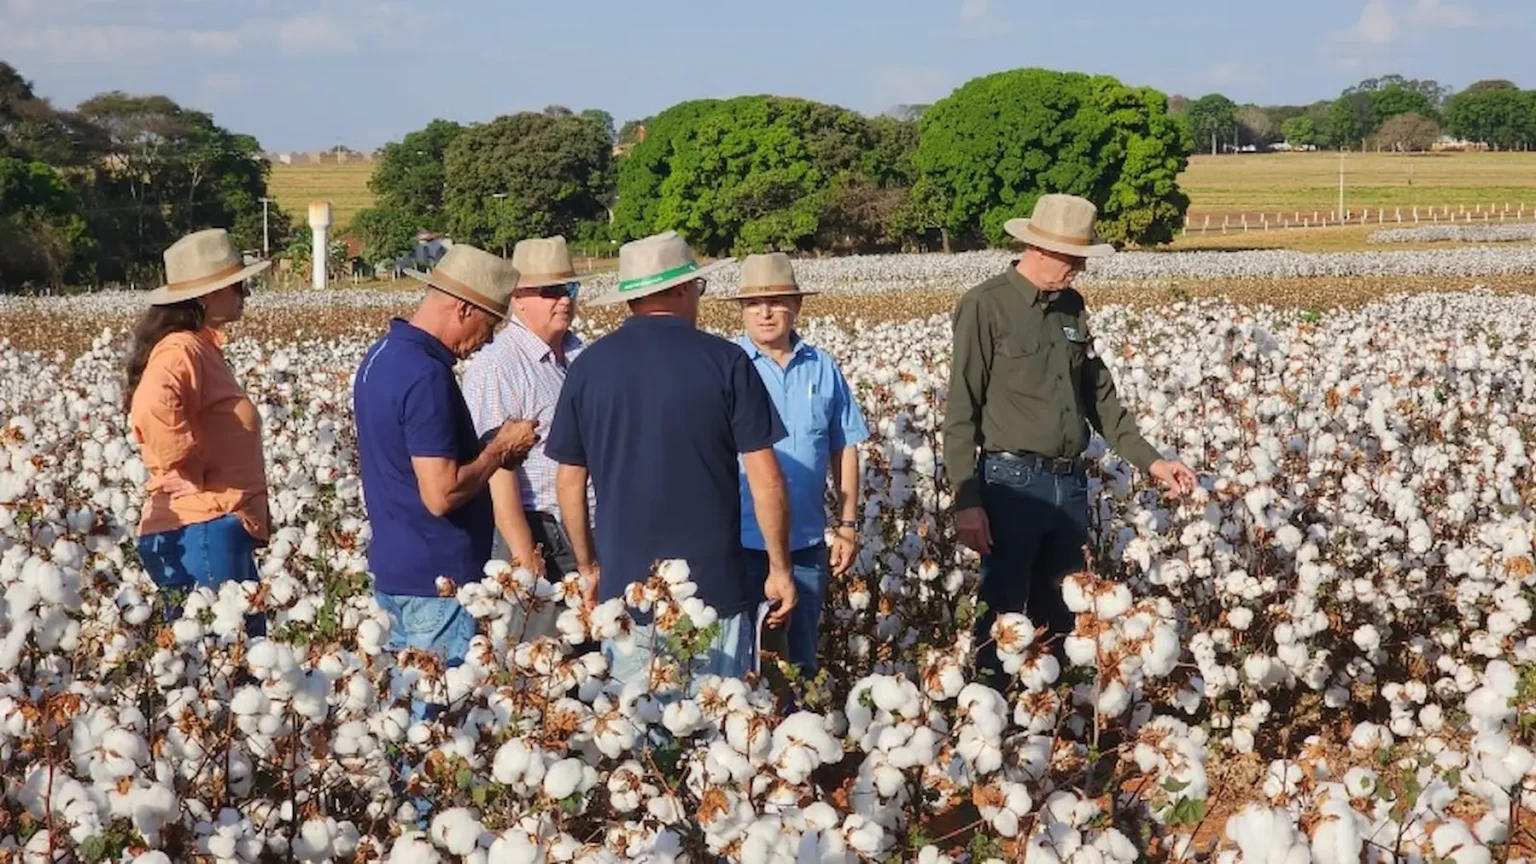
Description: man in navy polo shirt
xmin=353 ymin=245 xmax=538 ymax=704
xmin=546 ymin=231 xmax=796 ymax=690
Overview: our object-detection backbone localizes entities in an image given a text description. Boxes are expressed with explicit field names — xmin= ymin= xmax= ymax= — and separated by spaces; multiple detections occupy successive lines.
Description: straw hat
xmin=145 ymin=229 xmax=272 ymax=305
xmin=511 ymin=236 xmax=581 ymax=289
xmin=720 ymin=252 xmax=818 ymax=301
xmin=1003 ymin=193 xmax=1116 ymax=258
xmin=405 ymin=244 xmax=520 ymax=319
xmin=590 ymin=230 xmax=733 ymax=306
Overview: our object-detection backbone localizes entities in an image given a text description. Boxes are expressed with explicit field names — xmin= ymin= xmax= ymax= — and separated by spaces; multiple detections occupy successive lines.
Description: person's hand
xmin=160 ymin=470 xmax=200 ymax=500
xmin=954 ymin=506 xmax=992 ymax=556
xmin=512 ymin=544 xmax=546 ymax=580
xmin=491 ymin=419 xmax=539 ymax=468
xmin=578 ymin=561 xmax=601 ymax=612
xmin=830 ymin=527 xmax=859 ymax=578
xmin=1148 ymin=459 xmax=1197 ymax=499
xmin=763 ymin=565 xmax=797 ymax=628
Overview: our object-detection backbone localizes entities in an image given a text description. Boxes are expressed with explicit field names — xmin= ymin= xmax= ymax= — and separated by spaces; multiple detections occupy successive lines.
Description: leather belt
xmin=986 ymin=450 xmax=1081 ymax=475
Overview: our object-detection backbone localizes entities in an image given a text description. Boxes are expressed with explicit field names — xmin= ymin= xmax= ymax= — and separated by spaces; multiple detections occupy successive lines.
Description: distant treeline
xmin=4 ymin=60 xmax=1534 ymax=292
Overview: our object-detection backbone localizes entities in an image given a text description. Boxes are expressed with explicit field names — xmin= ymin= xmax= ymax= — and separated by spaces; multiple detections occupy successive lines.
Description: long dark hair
xmin=123 ymin=299 xmax=206 ymax=413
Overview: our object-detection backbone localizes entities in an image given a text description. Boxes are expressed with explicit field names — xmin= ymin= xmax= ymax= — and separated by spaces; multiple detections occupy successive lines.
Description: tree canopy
xmin=913 ymin=68 xmax=1191 ymax=249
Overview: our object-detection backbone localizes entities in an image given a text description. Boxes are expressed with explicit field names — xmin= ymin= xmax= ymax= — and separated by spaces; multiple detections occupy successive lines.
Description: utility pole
xmin=1338 ymin=150 xmax=1345 ymax=222
xmin=258 ymin=196 xmax=271 ymax=256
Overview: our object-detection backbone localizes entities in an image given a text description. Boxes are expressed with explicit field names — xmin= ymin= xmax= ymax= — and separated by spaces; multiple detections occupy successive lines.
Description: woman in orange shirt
xmin=125 ymin=229 xmax=271 ymax=623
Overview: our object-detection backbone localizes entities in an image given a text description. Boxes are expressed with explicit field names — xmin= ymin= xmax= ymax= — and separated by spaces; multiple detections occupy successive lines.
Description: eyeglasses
xmin=517 ymin=282 xmax=580 ymax=300
xmin=741 ymin=298 xmax=792 ymax=313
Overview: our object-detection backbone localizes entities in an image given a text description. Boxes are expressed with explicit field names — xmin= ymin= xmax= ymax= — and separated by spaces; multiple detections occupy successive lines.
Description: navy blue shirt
xmin=545 ymin=315 xmax=786 ymax=619
xmin=353 ymin=318 xmax=493 ymax=596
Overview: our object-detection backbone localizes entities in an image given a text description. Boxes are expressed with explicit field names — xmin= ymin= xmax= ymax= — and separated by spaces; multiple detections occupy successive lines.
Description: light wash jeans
xmin=373 ymin=591 xmax=476 ymax=723
xmin=136 ymin=512 xmax=265 ymax=637
xmin=743 ymin=544 xmax=828 ymax=678
xmin=603 ymin=607 xmax=757 ymax=696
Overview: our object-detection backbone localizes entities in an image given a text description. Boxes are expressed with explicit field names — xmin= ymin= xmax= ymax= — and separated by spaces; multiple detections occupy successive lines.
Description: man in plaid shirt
xmin=463 ymin=237 xmax=594 ymax=639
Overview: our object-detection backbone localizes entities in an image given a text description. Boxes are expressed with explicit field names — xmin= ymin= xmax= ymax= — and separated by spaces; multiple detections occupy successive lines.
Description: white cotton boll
xmin=1228 ymin=607 xmax=1254 ymax=630
xmin=1064 ymin=636 xmax=1098 ymax=667
xmin=1352 ymin=625 xmax=1381 ymax=652
xmin=1061 ymin=576 xmax=1091 ymax=613
xmin=1095 ymin=584 xmax=1133 ymax=620
xmin=1431 ymin=821 xmax=1492 ymax=864
xmin=430 ymin=808 xmax=484 ymax=857
xmin=387 ymin=831 xmax=443 ymax=864
xmin=542 ymin=758 xmax=584 ymax=800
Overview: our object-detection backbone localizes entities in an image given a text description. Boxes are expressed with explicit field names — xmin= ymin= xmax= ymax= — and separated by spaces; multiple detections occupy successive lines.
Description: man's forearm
xmin=489 ymin=470 xmax=538 ymax=565
xmin=556 ymin=467 xmax=595 ymax=568
xmin=833 ymin=446 xmax=860 ymax=523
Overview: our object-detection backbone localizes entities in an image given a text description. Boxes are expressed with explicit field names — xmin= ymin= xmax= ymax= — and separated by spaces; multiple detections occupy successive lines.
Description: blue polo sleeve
xmin=730 ymin=351 xmax=786 ymax=453
xmin=828 ymin=363 xmax=870 ymax=452
xmin=400 ymin=373 xmax=461 ymax=459
xmin=544 ymin=368 xmax=586 ymax=467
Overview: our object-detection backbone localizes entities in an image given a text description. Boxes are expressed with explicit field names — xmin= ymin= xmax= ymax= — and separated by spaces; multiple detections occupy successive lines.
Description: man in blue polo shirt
xmin=545 ymin=231 xmax=796 ymax=690
xmin=726 ymin=253 xmax=870 ymax=680
xmin=353 ymin=245 xmax=539 ymax=693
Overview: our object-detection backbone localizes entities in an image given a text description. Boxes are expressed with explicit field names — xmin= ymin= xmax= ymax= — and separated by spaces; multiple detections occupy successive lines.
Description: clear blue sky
xmin=0 ymin=0 xmax=1528 ymax=152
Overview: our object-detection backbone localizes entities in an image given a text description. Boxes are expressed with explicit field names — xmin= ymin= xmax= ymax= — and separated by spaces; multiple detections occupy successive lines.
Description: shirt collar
xmin=1005 ymin=263 xmax=1056 ymax=308
xmin=737 ymin=332 xmax=814 ymax=361
xmin=388 ymin=317 xmax=456 ymax=367
xmin=504 ymin=316 xmax=583 ymax=364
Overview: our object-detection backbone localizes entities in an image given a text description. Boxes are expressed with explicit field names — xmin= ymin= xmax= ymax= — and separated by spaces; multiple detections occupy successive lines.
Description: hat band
xmin=518 ymin=271 xmax=577 ymax=284
xmin=739 ymin=284 xmax=800 ymax=294
xmin=430 ymin=269 xmax=506 ymax=315
xmin=1027 ymin=224 xmax=1095 ymax=247
xmin=166 ymin=261 xmax=246 ymax=293
xmin=618 ymin=261 xmax=699 ymax=293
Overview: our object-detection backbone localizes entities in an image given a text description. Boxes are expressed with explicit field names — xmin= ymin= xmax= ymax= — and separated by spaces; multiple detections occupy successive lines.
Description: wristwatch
xmin=838 ymin=520 xmax=858 ymax=531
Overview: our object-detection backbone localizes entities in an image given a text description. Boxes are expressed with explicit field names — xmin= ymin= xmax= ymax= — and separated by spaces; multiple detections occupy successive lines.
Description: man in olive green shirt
xmin=944 ymin=194 xmax=1195 ymax=678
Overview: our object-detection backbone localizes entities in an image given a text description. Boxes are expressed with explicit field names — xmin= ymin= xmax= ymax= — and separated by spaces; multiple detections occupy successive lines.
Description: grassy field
xmin=267 ymin=151 xmax=1536 ymax=247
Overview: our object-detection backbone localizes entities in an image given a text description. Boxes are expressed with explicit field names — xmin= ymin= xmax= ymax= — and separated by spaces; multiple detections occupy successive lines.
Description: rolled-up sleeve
xmin=943 ymin=293 xmax=993 ymax=511
xmin=135 ymin=346 xmax=204 ymax=480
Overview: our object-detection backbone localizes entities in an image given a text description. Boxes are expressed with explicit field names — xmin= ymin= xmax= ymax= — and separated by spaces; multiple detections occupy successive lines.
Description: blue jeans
xmin=743 ymin=544 xmax=828 ymax=678
xmin=604 ymin=607 xmax=756 ymax=695
xmin=373 ymin=591 xmax=475 ymax=720
xmin=136 ymin=513 xmax=265 ymax=636
xmin=974 ymin=454 xmax=1090 ymax=680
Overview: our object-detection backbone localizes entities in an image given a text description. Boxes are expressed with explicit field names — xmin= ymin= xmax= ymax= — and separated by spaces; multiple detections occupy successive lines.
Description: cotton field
xmin=1 ymin=280 xmax=1535 ymax=863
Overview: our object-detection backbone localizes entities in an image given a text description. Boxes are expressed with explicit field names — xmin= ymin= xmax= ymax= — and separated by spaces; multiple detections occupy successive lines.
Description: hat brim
xmin=588 ymin=258 xmax=735 ymax=307
xmin=404 ymin=269 xmax=509 ymax=319
xmin=1004 ymin=219 xmax=1116 ymax=258
xmin=143 ymin=259 xmax=271 ymax=305
xmin=712 ymin=287 xmax=820 ymax=302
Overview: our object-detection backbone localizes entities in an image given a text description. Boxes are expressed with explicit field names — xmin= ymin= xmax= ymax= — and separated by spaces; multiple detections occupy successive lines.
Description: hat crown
xmin=511 ymin=236 xmax=577 ymax=286
xmin=617 ymin=231 xmax=702 ymax=286
xmin=429 ymin=244 xmax=520 ymax=316
xmin=738 ymin=252 xmax=798 ymax=293
xmin=1029 ymin=193 xmax=1099 ymax=241
xmin=164 ymin=229 xmax=243 ymax=285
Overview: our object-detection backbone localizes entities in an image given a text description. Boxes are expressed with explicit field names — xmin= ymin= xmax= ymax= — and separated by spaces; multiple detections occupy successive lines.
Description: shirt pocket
xmin=995 ymin=331 xmax=1045 ymax=379
xmin=805 ymin=381 xmax=834 ymax=442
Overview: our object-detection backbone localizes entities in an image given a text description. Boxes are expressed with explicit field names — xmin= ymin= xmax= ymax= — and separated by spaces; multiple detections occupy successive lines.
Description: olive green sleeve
xmin=943 ymin=293 xmax=993 ymax=511
xmin=1082 ymin=350 xmax=1162 ymax=473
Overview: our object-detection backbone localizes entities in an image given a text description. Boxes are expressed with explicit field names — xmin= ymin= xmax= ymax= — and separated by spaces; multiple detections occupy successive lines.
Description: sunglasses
xmin=517 ymin=282 xmax=580 ymax=300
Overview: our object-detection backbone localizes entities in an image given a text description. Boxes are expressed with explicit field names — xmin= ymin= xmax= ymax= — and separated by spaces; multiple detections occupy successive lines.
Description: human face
xmin=739 ymin=295 xmax=800 ymax=348
xmin=454 ymin=302 xmax=502 ymax=358
xmin=1028 ymin=247 xmax=1087 ymax=292
xmin=199 ymin=281 xmax=248 ymax=326
xmin=512 ymin=282 xmax=579 ymax=340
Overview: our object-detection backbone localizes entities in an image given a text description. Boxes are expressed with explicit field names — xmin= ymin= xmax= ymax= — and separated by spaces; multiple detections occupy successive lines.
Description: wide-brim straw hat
xmin=1003 ymin=193 xmax=1116 ymax=258
xmin=405 ymin=244 xmax=519 ymax=318
xmin=144 ymin=228 xmax=272 ymax=305
xmin=511 ymin=235 xmax=582 ymax=289
xmin=589 ymin=230 xmax=733 ymax=307
xmin=715 ymin=252 xmax=819 ymax=301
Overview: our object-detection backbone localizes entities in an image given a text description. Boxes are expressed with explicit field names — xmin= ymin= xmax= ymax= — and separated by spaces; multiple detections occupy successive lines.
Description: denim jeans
xmin=604 ymin=607 xmax=756 ymax=696
xmin=743 ymin=544 xmax=828 ymax=678
xmin=136 ymin=513 xmax=265 ymax=636
xmin=974 ymin=454 xmax=1090 ymax=681
xmin=490 ymin=510 xmax=584 ymax=647
xmin=373 ymin=591 xmax=476 ymax=723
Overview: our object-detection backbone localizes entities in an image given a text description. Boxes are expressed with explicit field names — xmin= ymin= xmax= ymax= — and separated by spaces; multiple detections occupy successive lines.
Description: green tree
xmin=1187 ymin=93 xmax=1238 ymax=153
xmin=0 ymin=156 xmax=93 ymax=289
xmin=1236 ymin=105 xmax=1279 ymax=148
xmin=368 ymin=119 xmax=464 ymax=229
xmin=652 ymin=96 xmax=875 ymax=254
xmin=580 ymin=109 xmax=616 ymax=144
xmin=914 ymin=67 xmax=1192 ymax=249
xmin=611 ymin=98 xmax=726 ymax=242
xmin=1370 ymin=85 xmax=1440 ymax=127
xmin=1374 ymin=112 xmax=1441 ymax=152
xmin=1445 ymin=81 xmax=1536 ymax=150
xmin=1280 ymin=116 xmax=1322 ymax=148
xmin=1327 ymin=92 xmax=1376 ymax=149
xmin=442 ymin=108 xmax=613 ymax=250
xmin=350 ymin=205 xmax=420 ymax=263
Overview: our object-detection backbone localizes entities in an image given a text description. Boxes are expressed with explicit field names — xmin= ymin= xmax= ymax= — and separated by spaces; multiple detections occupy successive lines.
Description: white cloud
xmin=1342 ymin=0 xmax=1399 ymax=45
xmin=874 ymin=66 xmax=951 ymax=110
xmin=960 ymin=0 xmax=991 ymax=23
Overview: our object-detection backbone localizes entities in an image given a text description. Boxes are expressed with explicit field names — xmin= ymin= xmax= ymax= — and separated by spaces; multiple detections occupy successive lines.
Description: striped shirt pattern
xmin=463 ymin=318 xmax=592 ymax=519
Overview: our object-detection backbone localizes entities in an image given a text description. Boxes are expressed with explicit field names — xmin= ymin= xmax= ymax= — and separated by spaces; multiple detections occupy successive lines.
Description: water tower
xmin=308 ymin=201 xmax=332 ymax=291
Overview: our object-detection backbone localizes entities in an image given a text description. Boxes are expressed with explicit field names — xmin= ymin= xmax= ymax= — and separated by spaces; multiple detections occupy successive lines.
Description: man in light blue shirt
xmin=729 ymin=253 xmax=869 ymax=679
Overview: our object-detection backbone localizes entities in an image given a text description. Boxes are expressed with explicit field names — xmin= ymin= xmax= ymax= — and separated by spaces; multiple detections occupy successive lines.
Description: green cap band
xmin=618 ymin=261 xmax=700 ymax=293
